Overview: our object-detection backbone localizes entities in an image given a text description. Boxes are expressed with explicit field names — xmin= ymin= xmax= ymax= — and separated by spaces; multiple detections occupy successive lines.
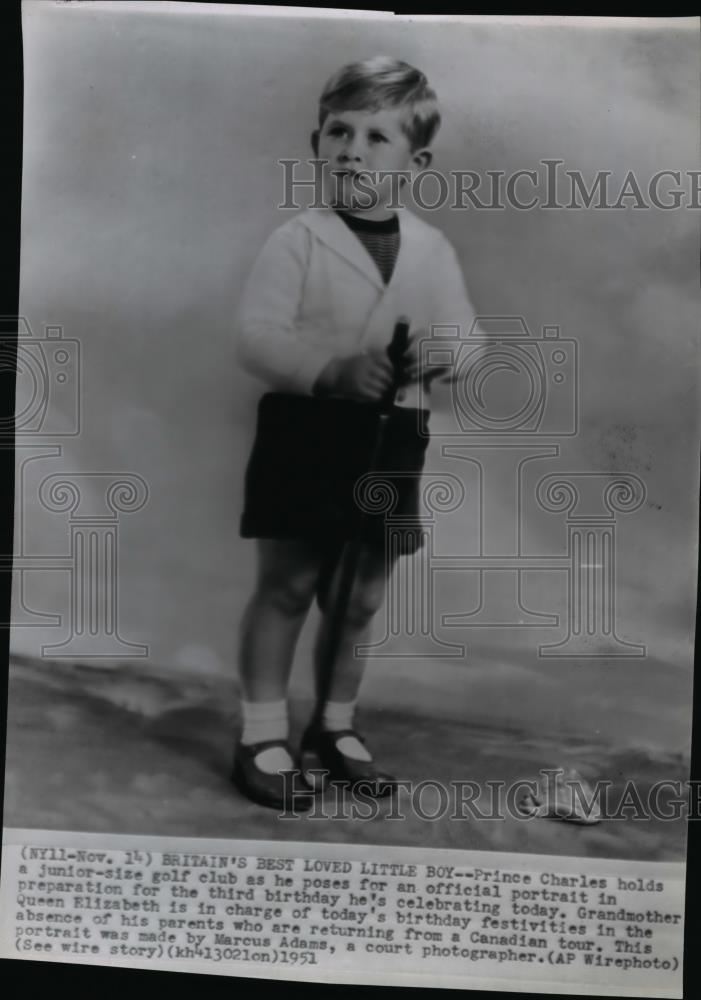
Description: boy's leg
xmin=237 ymin=538 xmax=323 ymax=774
xmin=311 ymin=543 xmax=397 ymax=763
xmin=239 ymin=537 xmax=323 ymax=701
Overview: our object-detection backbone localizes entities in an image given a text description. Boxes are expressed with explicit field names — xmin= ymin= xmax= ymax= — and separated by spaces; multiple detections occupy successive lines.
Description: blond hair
xmin=319 ymin=56 xmax=440 ymax=151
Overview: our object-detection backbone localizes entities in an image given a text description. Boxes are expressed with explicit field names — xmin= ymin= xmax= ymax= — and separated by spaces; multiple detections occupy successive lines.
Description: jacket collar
xmin=297 ymin=207 xmax=432 ymax=290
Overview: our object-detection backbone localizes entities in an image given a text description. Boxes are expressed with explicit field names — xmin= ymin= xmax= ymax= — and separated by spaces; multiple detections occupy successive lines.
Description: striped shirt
xmin=335 ymin=210 xmax=400 ymax=285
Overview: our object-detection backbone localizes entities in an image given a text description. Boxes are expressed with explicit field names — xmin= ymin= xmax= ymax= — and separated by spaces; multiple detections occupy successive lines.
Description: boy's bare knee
xmin=345 ymin=584 xmax=385 ymax=630
xmin=258 ymin=570 xmax=317 ymax=617
xmin=341 ymin=548 xmax=392 ymax=629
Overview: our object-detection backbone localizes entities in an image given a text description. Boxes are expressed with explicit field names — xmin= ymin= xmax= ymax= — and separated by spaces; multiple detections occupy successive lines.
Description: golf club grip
xmin=387 ymin=317 xmax=410 ymax=371
xmin=381 ymin=317 xmax=410 ymax=412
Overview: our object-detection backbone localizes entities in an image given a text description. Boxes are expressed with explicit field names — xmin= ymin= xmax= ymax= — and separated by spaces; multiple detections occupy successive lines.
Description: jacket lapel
xmin=298 ymin=207 xmax=435 ymax=299
xmin=390 ymin=208 xmax=433 ymax=290
xmin=298 ymin=209 xmax=385 ymax=289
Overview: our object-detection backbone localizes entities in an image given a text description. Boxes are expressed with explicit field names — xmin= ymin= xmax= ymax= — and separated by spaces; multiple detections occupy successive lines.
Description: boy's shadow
xmin=147 ymin=703 xmax=236 ymax=780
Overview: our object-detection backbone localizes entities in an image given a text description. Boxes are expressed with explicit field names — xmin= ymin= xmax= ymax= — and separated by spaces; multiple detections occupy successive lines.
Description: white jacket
xmin=237 ymin=207 xmax=477 ymax=410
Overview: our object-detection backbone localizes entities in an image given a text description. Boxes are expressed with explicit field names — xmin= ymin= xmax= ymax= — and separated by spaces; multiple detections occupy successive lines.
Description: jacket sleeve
xmin=426 ymin=237 xmax=483 ymax=384
xmin=430 ymin=237 xmax=479 ymax=336
xmin=236 ymin=221 xmax=338 ymax=395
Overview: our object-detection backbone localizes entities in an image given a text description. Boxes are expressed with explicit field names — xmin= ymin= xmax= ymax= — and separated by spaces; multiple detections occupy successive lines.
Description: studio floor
xmin=3 ymin=656 xmax=689 ymax=861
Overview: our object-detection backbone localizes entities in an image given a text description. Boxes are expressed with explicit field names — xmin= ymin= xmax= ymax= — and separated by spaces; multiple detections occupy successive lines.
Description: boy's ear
xmin=412 ymin=148 xmax=432 ymax=171
xmin=310 ymin=129 xmax=320 ymax=156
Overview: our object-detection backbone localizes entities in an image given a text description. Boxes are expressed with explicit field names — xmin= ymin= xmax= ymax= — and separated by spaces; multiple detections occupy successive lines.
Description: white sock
xmin=240 ymin=698 xmax=289 ymax=744
xmin=321 ymin=700 xmax=372 ymax=762
xmin=322 ymin=699 xmax=355 ymax=732
xmin=240 ymin=699 xmax=292 ymax=774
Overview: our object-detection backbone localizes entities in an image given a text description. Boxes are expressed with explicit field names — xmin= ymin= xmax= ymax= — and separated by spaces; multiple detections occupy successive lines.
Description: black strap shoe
xmin=232 ymin=739 xmax=313 ymax=811
xmin=300 ymin=725 xmax=397 ymax=798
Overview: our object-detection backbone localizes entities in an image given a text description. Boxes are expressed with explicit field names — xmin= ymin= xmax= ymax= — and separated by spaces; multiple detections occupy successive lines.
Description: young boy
xmin=234 ymin=56 xmax=476 ymax=809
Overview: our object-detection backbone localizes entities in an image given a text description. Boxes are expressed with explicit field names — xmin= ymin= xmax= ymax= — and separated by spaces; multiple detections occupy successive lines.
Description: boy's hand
xmin=399 ymin=328 xmax=452 ymax=385
xmin=314 ymin=350 xmax=395 ymax=402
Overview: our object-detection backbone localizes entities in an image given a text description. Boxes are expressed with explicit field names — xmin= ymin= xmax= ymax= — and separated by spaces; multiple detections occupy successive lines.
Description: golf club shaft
xmin=313 ymin=318 xmax=410 ymax=719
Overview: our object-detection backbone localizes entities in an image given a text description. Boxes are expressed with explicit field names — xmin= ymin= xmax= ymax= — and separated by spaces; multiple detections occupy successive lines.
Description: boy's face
xmin=312 ymin=107 xmax=431 ymax=217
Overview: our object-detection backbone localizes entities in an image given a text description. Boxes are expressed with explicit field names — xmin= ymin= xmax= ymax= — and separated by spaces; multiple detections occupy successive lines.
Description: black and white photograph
xmin=1 ymin=3 xmax=698 ymax=994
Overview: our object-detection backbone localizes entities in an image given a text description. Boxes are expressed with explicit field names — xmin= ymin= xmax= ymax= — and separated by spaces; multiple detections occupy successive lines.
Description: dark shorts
xmin=240 ymin=392 xmax=430 ymax=555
